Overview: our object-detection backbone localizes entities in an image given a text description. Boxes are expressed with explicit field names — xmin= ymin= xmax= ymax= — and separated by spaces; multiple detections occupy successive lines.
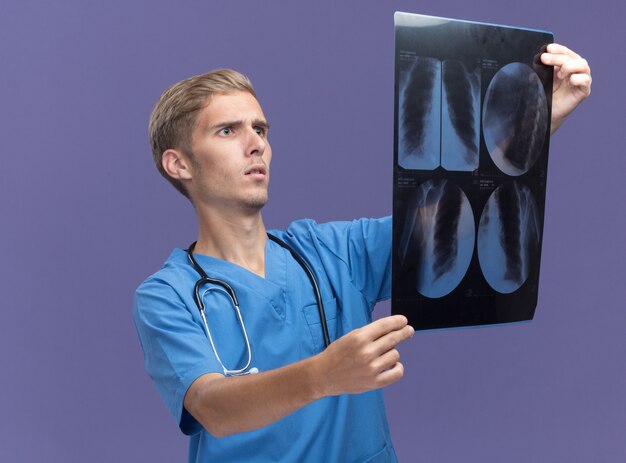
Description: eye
xmin=219 ymin=127 xmax=232 ymax=136
xmin=254 ymin=126 xmax=267 ymax=137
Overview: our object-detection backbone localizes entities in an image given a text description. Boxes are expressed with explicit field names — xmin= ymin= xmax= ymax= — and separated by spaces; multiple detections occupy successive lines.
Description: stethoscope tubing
xmin=266 ymin=234 xmax=330 ymax=347
xmin=187 ymin=233 xmax=330 ymax=375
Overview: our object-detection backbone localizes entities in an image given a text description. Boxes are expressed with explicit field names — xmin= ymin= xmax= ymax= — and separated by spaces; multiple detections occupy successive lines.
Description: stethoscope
xmin=187 ymin=233 xmax=330 ymax=377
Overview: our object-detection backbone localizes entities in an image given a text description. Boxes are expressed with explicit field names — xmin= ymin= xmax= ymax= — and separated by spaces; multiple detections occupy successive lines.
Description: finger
xmin=569 ymin=73 xmax=592 ymax=90
xmin=558 ymin=57 xmax=591 ymax=79
xmin=371 ymin=324 xmax=414 ymax=356
xmin=375 ymin=362 xmax=405 ymax=388
xmin=545 ymin=43 xmax=581 ymax=59
xmin=568 ymin=74 xmax=592 ymax=98
xmin=372 ymin=348 xmax=401 ymax=373
xmin=360 ymin=315 xmax=408 ymax=341
xmin=541 ymin=52 xmax=587 ymax=70
xmin=540 ymin=52 xmax=564 ymax=67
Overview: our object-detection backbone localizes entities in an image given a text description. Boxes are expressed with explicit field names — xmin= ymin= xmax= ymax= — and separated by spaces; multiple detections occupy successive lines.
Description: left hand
xmin=541 ymin=43 xmax=592 ymax=133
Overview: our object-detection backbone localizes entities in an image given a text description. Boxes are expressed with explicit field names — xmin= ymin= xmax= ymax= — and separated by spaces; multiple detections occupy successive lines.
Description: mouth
xmin=244 ymin=164 xmax=268 ymax=176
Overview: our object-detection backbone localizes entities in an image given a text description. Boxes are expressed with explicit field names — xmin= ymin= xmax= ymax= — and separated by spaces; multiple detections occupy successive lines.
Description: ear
xmin=162 ymin=149 xmax=193 ymax=181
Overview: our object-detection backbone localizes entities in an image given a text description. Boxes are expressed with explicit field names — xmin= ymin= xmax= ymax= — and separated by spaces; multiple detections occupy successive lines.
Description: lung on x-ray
xmin=392 ymin=12 xmax=553 ymax=330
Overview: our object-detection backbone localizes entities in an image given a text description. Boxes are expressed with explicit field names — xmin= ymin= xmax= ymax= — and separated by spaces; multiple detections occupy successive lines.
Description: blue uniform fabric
xmin=133 ymin=217 xmax=396 ymax=463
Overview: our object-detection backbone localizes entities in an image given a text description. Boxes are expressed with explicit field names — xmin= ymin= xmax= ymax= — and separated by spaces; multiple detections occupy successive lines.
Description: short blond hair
xmin=148 ymin=69 xmax=257 ymax=198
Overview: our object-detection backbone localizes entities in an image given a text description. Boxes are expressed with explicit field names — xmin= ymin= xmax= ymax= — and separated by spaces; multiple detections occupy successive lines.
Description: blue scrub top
xmin=133 ymin=217 xmax=397 ymax=463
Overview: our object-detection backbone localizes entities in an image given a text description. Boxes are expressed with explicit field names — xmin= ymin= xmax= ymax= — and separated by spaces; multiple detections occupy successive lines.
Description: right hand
xmin=541 ymin=43 xmax=592 ymax=133
xmin=313 ymin=315 xmax=415 ymax=397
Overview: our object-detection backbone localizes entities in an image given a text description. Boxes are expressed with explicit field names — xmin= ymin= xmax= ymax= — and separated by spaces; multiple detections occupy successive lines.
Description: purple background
xmin=1 ymin=1 xmax=623 ymax=461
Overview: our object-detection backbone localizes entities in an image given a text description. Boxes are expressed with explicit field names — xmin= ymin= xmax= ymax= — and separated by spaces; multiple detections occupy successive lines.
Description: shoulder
xmin=136 ymin=248 xmax=191 ymax=289
xmin=133 ymin=248 xmax=195 ymax=316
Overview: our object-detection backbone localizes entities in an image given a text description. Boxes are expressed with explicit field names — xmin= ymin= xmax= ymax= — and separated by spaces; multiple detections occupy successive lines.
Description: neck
xmin=193 ymin=204 xmax=268 ymax=277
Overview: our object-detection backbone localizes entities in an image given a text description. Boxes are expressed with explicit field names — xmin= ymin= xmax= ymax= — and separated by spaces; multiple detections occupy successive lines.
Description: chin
xmin=244 ymin=194 xmax=269 ymax=210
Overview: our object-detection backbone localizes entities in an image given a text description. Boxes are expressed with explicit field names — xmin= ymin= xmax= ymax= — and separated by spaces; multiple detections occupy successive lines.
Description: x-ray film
xmin=392 ymin=12 xmax=553 ymax=330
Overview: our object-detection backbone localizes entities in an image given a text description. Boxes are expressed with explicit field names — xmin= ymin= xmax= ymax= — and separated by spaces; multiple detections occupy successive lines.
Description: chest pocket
xmin=302 ymin=297 xmax=339 ymax=353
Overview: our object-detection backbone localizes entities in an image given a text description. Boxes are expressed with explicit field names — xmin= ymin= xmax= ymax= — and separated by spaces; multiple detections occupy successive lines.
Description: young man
xmin=134 ymin=44 xmax=591 ymax=462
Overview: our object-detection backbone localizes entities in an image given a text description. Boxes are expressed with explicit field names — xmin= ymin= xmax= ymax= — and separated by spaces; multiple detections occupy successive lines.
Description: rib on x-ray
xmin=398 ymin=57 xmax=441 ymax=170
xmin=441 ymin=60 xmax=480 ymax=171
xmin=477 ymin=181 xmax=540 ymax=293
xmin=482 ymin=62 xmax=548 ymax=176
xmin=399 ymin=179 xmax=475 ymax=298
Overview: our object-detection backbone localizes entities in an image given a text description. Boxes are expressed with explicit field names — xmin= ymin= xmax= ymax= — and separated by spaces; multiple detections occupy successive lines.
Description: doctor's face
xmin=186 ymin=91 xmax=272 ymax=213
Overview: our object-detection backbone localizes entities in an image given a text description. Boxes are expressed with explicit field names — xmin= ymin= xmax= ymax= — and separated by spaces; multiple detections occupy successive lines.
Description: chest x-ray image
xmin=398 ymin=57 xmax=441 ymax=170
xmin=392 ymin=12 xmax=553 ymax=330
xmin=398 ymin=179 xmax=475 ymax=298
xmin=483 ymin=62 xmax=549 ymax=176
xmin=477 ymin=181 xmax=541 ymax=293
xmin=442 ymin=61 xmax=481 ymax=171
xmin=398 ymin=57 xmax=480 ymax=172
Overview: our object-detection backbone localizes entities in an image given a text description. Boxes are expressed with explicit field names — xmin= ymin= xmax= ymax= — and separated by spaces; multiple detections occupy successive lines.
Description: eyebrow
xmin=209 ymin=119 xmax=270 ymax=131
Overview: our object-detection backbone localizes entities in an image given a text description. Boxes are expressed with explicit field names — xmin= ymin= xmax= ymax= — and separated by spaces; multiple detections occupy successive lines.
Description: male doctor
xmin=134 ymin=44 xmax=591 ymax=462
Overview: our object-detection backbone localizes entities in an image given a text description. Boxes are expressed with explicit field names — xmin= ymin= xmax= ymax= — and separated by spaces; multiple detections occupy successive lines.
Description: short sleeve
xmin=133 ymin=277 xmax=223 ymax=435
xmin=285 ymin=216 xmax=392 ymax=306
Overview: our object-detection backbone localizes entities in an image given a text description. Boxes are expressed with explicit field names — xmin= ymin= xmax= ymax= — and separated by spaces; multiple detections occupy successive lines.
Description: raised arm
xmin=542 ymin=43 xmax=592 ymax=134
xmin=184 ymin=315 xmax=414 ymax=438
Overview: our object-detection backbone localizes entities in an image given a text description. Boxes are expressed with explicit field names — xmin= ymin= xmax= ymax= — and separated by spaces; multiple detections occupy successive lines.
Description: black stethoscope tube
xmin=266 ymin=234 xmax=331 ymax=348
xmin=187 ymin=233 xmax=330 ymax=349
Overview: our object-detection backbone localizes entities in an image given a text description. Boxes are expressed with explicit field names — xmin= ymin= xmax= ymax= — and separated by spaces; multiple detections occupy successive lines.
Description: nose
xmin=245 ymin=127 xmax=266 ymax=157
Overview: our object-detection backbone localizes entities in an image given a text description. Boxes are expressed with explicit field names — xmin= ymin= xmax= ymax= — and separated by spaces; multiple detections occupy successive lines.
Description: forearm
xmin=184 ymin=354 xmax=325 ymax=438
xmin=185 ymin=315 xmax=413 ymax=438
